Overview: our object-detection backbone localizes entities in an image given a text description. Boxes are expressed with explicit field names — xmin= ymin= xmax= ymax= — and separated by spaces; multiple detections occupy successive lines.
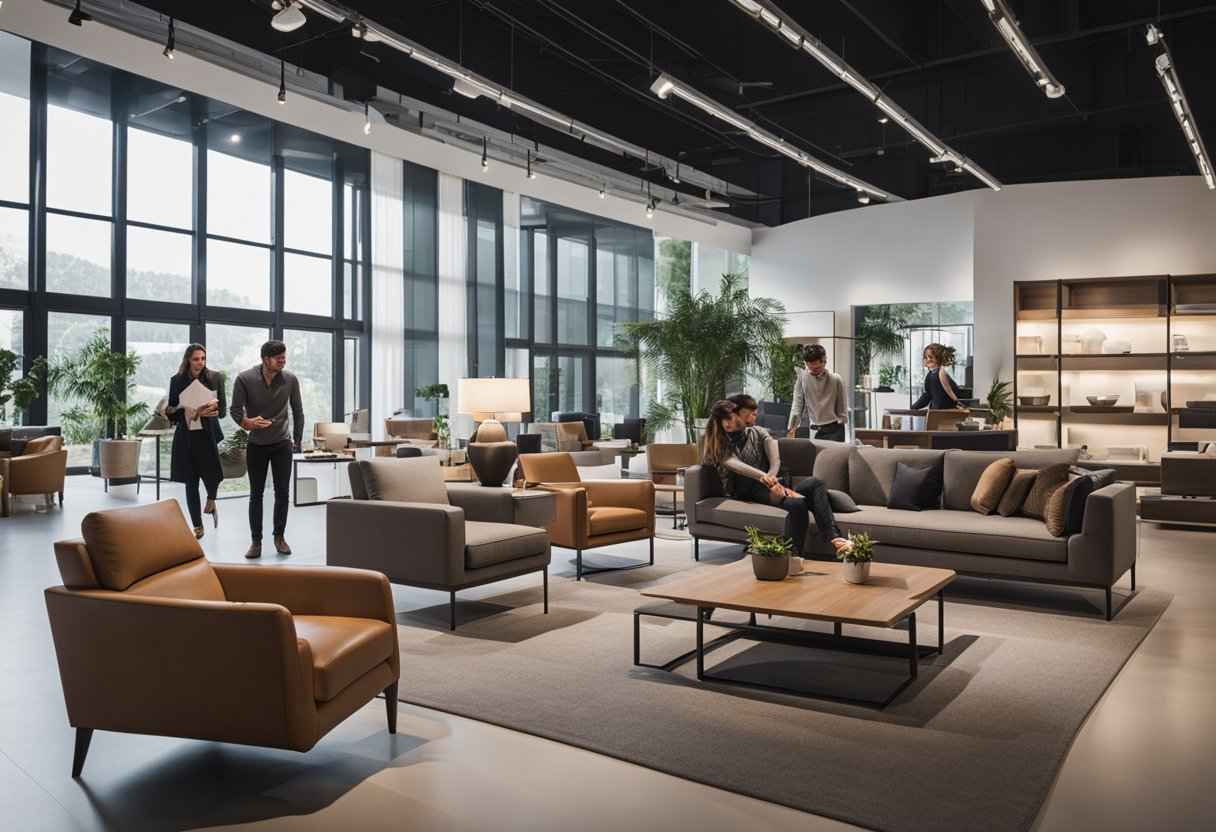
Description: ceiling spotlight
xmin=277 ymin=59 xmax=286 ymax=104
xmin=526 ymin=149 xmax=536 ymax=179
xmin=650 ymin=76 xmax=675 ymax=99
xmin=877 ymin=115 xmax=889 ymax=124
xmin=598 ymin=185 xmax=606 ymax=198
xmin=452 ymin=78 xmax=487 ymax=99
xmin=481 ymin=137 xmax=489 ymax=170
xmin=1145 ymin=24 xmax=1161 ymax=46
xmin=229 ymin=133 xmax=241 ymax=144
xmin=363 ymin=101 xmax=371 ymax=134
xmin=68 ymin=0 xmax=91 ymax=26
xmin=270 ymin=0 xmax=285 ymax=9
xmin=271 ymin=1 xmax=306 ymax=33
xmin=162 ymin=17 xmax=175 ymax=60
xmin=856 ymin=191 xmax=870 ymax=204
xmin=645 ymin=198 xmax=657 ymax=217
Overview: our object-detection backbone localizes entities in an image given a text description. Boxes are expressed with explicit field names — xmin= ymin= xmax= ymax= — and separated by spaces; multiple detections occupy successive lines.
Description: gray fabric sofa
xmin=0 ymin=425 xmax=62 ymax=459
xmin=684 ymin=439 xmax=1137 ymax=619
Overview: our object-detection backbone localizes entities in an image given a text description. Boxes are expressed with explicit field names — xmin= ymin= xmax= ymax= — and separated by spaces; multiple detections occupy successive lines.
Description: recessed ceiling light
xmin=229 ymin=133 xmax=241 ymax=143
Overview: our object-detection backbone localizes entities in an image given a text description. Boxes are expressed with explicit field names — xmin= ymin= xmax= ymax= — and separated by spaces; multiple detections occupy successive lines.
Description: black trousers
xmin=246 ymin=439 xmax=293 ymax=540
xmin=183 ymin=429 xmax=222 ymax=528
xmin=736 ymin=475 xmax=841 ymax=557
xmin=813 ymin=422 xmax=846 ymax=442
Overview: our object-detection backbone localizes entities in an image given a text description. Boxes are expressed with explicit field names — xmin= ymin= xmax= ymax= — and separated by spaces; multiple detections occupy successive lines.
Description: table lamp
xmin=458 ymin=377 xmax=531 ymax=487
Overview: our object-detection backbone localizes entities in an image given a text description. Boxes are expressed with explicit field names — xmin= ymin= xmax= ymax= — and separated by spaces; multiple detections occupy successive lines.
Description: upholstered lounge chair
xmin=326 ymin=457 xmax=554 ymax=630
xmin=0 ymin=434 xmax=68 ymax=516
xmin=45 ymin=500 xmax=400 ymax=777
xmin=517 ymin=451 xmax=655 ymax=581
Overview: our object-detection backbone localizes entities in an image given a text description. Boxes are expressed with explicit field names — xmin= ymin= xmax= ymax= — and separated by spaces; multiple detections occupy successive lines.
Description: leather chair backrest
xmin=518 ymin=452 xmax=580 ymax=484
xmin=553 ymin=411 xmax=600 ymax=440
xmin=384 ymin=417 xmax=434 ymax=439
xmin=554 ymin=422 xmax=589 ymax=450
xmin=22 ymin=435 xmax=64 ymax=455
xmin=71 ymin=500 xmax=211 ymax=592
xmin=647 ymin=444 xmax=697 ymax=481
xmin=355 ymin=457 xmax=450 ymax=504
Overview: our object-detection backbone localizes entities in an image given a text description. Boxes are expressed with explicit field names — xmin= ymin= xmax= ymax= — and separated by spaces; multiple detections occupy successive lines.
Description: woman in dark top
xmin=702 ymin=397 xmax=848 ymax=557
xmin=166 ymin=343 xmax=226 ymax=539
xmin=911 ymin=343 xmax=966 ymax=410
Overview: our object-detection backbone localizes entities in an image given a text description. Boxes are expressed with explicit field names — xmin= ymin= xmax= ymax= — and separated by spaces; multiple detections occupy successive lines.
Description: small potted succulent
xmin=838 ymin=531 xmax=876 ymax=584
xmin=744 ymin=524 xmax=793 ymax=581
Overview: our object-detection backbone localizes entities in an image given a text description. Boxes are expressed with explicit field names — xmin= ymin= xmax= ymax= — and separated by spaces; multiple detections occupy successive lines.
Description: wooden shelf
xmin=1068 ymin=406 xmax=1133 ymax=413
xmin=1062 ymin=411 xmax=1168 ymax=425
xmin=1016 ymin=406 xmax=1059 ymax=414
xmin=1061 ymin=307 xmax=1167 ymax=320
xmin=1060 ymin=354 xmax=1168 ymax=371
xmin=1015 ymin=309 xmax=1058 ymax=321
xmin=1170 ymin=352 xmax=1216 ymax=370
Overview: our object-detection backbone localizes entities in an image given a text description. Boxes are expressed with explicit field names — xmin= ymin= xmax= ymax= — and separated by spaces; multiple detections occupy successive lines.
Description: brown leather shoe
xmin=273 ymin=537 xmax=292 ymax=555
xmin=244 ymin=542 xmax=262 ymax=559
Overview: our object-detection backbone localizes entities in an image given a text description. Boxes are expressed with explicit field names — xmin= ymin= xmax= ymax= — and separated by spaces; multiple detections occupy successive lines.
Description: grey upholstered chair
xmin=326 ymin=457 xmax=554 ymax=630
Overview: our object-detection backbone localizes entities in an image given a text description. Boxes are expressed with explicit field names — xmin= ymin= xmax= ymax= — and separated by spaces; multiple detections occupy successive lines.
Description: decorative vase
xmin=843 ymin=560 xmax=871 ymax=584
xmin=749 ymin=552 xmax=789 ymax=581
xmin=1080 ymin=328 xmax=1107 ymax=355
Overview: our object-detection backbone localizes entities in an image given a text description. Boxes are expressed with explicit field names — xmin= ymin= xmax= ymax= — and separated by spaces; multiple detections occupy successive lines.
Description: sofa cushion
xmin=1071 ymin=466 xmax=1116 ymax=490
xmin=997 ymin=469 xmax=1039 ymax=517
xmin=849 ymin=446 xmax=945 ymax=506
xmin=1045 ymin=474 xmax=1094 ymax=536
xmin=22 ymin=435 xmax=63 ymax=455
xmin=941 ymin=448 xmax=1081 ymax=511
xmin=81 ymin=500 xmax=206 ymax=591
xmin=698 ymin=497 xmax=787 ymax=535
xmin=587 ymin=506 xmax=649 ymax=536
xmin=838 ymin=506 xmax=1069 ymax=563
xmin=811 ymin=440 xmax=852 ymax=492
xmin=828 ymin=489 xmax=859 ymax=513
xmin=358 ymin=457 xmax=449 ymax=505
xmin=971 ymin=458 xmax=1016 ymax=515
xmin=776 ymin=438 xmax=816 ymax=481
xmin=887 ymin=461 xmax=943 ymax=511
xmin=293 ymin=615 xmax=394 ymax=702
xmin=1022 ymin=463 xmax=1071 ymax=520
xmin=464 ymin=521 xmax=549 ymax=569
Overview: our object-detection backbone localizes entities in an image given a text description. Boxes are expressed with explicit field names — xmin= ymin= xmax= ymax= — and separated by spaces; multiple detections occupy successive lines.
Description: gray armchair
xmin=326 ymin=458 xmax=554 ymax=630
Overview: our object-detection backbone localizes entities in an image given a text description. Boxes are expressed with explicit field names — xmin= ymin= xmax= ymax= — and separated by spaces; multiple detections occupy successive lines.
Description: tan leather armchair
xmin=327 ymin=458 xmax=553 ymax=630
xmin=517 ymin=452 xmax=655 ymax=581
xmin=0 ymin=434 xmax=68 ymax=516
xmin=44 ymin=500 xmax=400 ymax=777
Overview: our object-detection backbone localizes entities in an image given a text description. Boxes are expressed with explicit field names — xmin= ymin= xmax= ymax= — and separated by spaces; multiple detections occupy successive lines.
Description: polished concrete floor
xmin=1 ymin=475 xmax=1213 ymax=831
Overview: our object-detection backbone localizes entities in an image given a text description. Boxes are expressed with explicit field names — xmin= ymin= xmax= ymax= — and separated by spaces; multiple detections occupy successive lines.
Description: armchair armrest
xmin=213 ymin=564 xmax=396 ymax=626
xmin=44 ymin=587 xmax=317 ymax=751
xmin=683 ymin=465 xmax=710 ymax=526
xmin=326 ymin=499 xmax=466 ymax=585
xmin=536 ymin=484 xmax=588 ymax=548
xmin=1067 ymin=483 xmax=1137 ymax=584
xmin=446 ymin=483 xmax=519 ymax=523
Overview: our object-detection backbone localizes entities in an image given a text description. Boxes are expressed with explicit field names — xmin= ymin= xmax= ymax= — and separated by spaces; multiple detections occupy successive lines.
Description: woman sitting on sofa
xmin=703 ymin=397 xmax=849 ymax=557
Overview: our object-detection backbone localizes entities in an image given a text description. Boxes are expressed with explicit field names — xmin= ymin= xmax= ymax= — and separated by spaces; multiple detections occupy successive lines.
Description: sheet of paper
xmin=178 ymin=379 xmax=216 ymax=431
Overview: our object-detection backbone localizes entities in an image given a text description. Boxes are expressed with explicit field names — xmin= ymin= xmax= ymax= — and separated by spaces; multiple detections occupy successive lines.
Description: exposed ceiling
xmin=115 ymin=1 xmax=1216 ymax=226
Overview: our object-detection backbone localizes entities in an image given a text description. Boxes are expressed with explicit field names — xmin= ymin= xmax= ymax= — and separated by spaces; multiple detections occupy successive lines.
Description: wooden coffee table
xmin=639 ymin=560 xmax=956 ymax=706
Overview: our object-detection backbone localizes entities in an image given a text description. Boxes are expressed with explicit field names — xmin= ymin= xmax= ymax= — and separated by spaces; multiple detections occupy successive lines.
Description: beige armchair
xmin=0 ymin=434 xmax=68 ymax=516
xmin=384 ymin=417 xmax=437 ymax=445
xmin=313 ymin=421 xmax=351 ymax=451
xmin=327 ymin=457 xmax=553 ymax=630
xmin=517 ymin=452 xmax=655 ymax=581
xmin=45 ymin=500 xmax=400 ymax=777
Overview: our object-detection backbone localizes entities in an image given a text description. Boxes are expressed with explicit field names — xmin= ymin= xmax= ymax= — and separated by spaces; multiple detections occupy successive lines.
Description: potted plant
xmin=218 ymin=428 xmax=249 ymax=479
xmin=0 ymin=350 xmax=47 ymax=425
xmin=854 ymin=306 xmax=907 ymax=389
xmin=986 ymin=379 xmax=1013 ymax=427
xmin=623 ymin=274 xmax=787 ymax=443
xmin=837 ymin=531 xmax=876 ymax=584
xmin=877 ymin=362 xmax=905 ymax=393
xmin=744 ymin=524 xmax=793 ymax=581
xmin=47 ymin=329 xmax=148 ymax=481
xmin=414 ymin=382 xmax=451 ymax=451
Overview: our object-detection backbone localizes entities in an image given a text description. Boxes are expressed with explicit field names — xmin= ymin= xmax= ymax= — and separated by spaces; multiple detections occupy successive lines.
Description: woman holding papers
xmin=166 ymin=343 xmax=226 ymax=539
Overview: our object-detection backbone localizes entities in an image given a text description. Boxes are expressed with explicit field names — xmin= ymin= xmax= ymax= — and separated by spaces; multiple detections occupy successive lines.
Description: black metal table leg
xmin=938 ymin=589 xmax=945 ymax=654
xmin=696 ymin=606 xmax=706 ymax=680
xmin=908 ymin=611 xmax=918 ymax=679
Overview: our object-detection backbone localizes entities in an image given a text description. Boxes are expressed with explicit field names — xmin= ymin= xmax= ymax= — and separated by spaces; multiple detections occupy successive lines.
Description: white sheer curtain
xmin=370 ymin=151 xmax=405 ymax=437
xmin=437 ymin=173 xmax=470 ymax=439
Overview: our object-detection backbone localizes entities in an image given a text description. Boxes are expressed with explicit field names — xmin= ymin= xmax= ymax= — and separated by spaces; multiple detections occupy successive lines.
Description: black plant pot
xmin=749 ymin=552 xmax=789 ymax=581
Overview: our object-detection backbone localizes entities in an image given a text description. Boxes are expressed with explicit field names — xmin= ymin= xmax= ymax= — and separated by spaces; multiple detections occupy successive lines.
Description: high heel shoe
xmin=205 ymin=501 xmax=219 ymax=529
xmin=194 ymin=527 xmax=205 ymax=540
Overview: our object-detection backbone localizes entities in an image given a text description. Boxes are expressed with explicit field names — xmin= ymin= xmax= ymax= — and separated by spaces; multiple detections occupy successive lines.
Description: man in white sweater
xmin=786 ymin=344 xmax=848 ymax=441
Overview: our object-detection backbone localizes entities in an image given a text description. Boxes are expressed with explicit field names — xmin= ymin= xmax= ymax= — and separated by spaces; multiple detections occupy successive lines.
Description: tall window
xmin=284 ymin=328 xmax=334 ymax=426
xmin=127 ymin=127 xmax=193 ymax=304
xmin=283 ymin=168 xmax=333 ymax=317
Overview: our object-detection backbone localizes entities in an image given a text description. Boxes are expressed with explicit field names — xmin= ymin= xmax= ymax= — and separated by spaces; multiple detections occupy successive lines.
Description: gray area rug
xmin=395 ymin=556 xmax=1169 ymax=832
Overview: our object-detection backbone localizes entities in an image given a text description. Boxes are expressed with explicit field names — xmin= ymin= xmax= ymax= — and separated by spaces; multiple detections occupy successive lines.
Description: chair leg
xmin=1131 ymin=561 xmax=1136 ymax=591
xmin=649 ymin=536 xmax=655 ymax=566
xmin=44 ymin=494 xmax=53 ymax=507
xmin=449 ymin=590 xmax=457 ymax=631
xmin=543 ymin=566 xmax=549 ymax=613
xmin=693 ymin=537 xmax=699 ymax=561
xmin=59 ymin=490 xmax=64 ymax=506
xmin=576 ymin=549 xmax=583 ymax=581
xmin=71 ymin=727 xmax=93 ymax=778
xmin=383 ymin=682 xmax=399 ymax=734
xmin=1105 ymin=587 xmax=1113 ymax=621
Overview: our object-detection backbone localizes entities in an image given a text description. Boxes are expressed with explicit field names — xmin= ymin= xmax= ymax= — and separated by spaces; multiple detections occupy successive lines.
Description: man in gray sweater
xmin=786 ymin=344 xmax=848 ymax=442
xmin=230 ymin=339 xmax=305 ymax=559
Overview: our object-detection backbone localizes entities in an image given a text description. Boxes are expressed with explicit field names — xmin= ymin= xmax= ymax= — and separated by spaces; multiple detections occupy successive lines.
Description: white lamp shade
xmin=457 ymin=378 xmax=531 ymax=421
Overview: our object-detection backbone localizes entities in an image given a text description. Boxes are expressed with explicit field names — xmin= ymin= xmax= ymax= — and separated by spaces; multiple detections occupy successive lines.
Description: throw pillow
xmin=887 ymin=461 xmax=942 ymax=512
xmin=970 ymin=458 xmax=1016 ymax=515
xmin=1070 ymin=466 xmax=1116 ymax=491
xmin=1045 ymin=474 xmax=1096 ymax=536
xmin=1021 ymin=463 xmax=1071 ymax=520
xmin=997 ymin=468 xmax=1039 ymax=517
xmin=827 ymin=489 xmax=860 ymax=513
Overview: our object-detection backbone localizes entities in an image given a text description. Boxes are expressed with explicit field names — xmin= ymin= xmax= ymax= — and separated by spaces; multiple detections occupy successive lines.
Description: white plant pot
xmin=843 ymin=560 xmax=871 ymax=584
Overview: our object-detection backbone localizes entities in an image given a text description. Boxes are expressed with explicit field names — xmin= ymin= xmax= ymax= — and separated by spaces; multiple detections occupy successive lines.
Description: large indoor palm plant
xmin=623 ymin=274 xmax=786 ymax=442
xmin=48 ymin=329 xmax=147 ymax=442
xmin=854 ymin=305 xmax=908 ymax=387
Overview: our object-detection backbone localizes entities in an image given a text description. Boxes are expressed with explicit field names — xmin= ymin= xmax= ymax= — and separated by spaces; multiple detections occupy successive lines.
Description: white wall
xmin=751 ymin=176 xmax=1216 ymax=400
xmin=1 ymin=0 xmax=751 ymax=254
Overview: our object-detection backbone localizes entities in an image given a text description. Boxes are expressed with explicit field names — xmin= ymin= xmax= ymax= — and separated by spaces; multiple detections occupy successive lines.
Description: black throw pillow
xmin=827 ymin=489 xmax=860 ymax=513
xmin=887 ymin=461 xmax=942 ymax=511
